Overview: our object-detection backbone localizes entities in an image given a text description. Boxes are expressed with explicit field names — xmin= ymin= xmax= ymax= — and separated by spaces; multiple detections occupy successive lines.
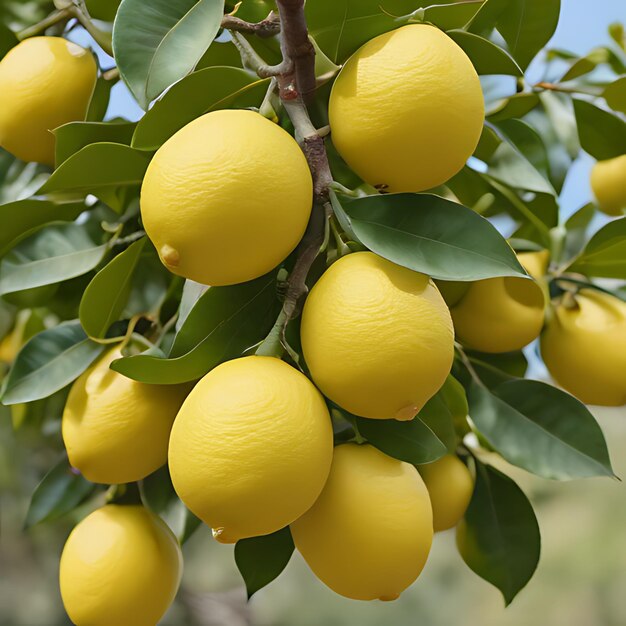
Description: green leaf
xmin=113 ymin=0 xmax=226 ymax=109
xmin=487 ymin=92 xmax=540 ymax=121
xmin=456 ymin=460 xmax=540 ymax=605
xmin=132 ymin=67 xmax=270 ymax=151
xmin=467 ymin=0 xmax=560 ymax=71
xmin=603 ymin=76 xmax=626 ymax=115
xmin=1 ymin=321 xmax=105 ymax=405
xmin=37 ymin=143 xmax=151 ymax=199
xmin=0 ymin=199 xmax=85 ymax=257
xmin=355 ymin=414 xmax=447 ymax=465
xmin=79 ymin=237 xmax=146 ymax=338
xmin=0 ymin=223 xmax=110 ymax=296
xmin=235 ymin=527 xmax=295 ymax=599
xmin=55 ymin=121 xmax=136 ymax=166
xmin=140 ymin=465 xmax=177 ymax=514
xmin=446 ymin=30 xmax=522 ymax=76
xmin=86 ymin=76 xmax=114 ymax=122
xmin=573 ymin=98 xmax=626 ymax=160
xmin=197 ymin=39 xmax=243 ymax=69
xmin=563 ymin=202 xmax=595 ymax=259
xmin=110 ymin=273 xmax=278 ymax=384
xmin=568 ymin=217 xmax=626 ymax=279
xmin=468 ymin=380 xmax=615 ymax=479
xmin=421 ymin=1 xmax=483 ymax=30
xmin=560 ymin=48 xmax=609 ymax=82
xmin=418 ymin=392 xmax=458 ymax=453
xmin=0 ymin=22 xmax=17 ymax=59
xmin=24 ymin=456 xmax=95 ymax=527
xmin=341 ymin=193 xmax=527 ymax=281
xmin=180 ymin=509 xmax=203 ymax=545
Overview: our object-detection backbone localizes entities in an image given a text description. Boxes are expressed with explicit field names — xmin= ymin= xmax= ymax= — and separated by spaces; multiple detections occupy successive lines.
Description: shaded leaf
xmin=235 ymin=527 xmax=295 ymax=598
xmin=456 ymin=460 xmax=540 ymax=605
xmin=487 ymin=92 xmax=540 ymax=121
xmin=341 ymin=193 xmax=527 ymax=281
xmin=86 ymin=76 xmax=115 ymax=122
xmin=568 ymin=217 xmax=626 ymax=279
xmin=447 ymin=30 xmax=522 ymax=76
xmin=603 ymin=76 xmax=626 ymax=115
xmin=573 ymin=98 xmax=626 ymax=160
xmin=1 ymin=321 xmax=105 ymax=405
xmin=140 ymin=465 xmax=177 ymax=514
xmin=418 ymin=392 xmax=458 ymax=453
xmin=0 ymin=21 xmax=17 ymax=59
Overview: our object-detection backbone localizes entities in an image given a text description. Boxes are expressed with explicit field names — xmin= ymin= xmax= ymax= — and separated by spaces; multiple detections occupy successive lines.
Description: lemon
xmin=541 ymin=289 xmax=626 ymax=406
xmin=329 ymin=24 xmax=484 ymax=192
xmin=141 ymin=109 xmax=313 ymax=286
xmin=0 ymin=37 xmax=97 ymax=166
xmin=85 ymin=0 xmax=121 ymax=21
xmin=291 ymin=443 xmax=433 ymax=601
xmin=590 ymin=155 xmax=626 ymax=215
xmin=62 ymin=349 xmax=189 ymax=484
xmin=517 ymin=249 xmax=550 ymax=281
xmin=301 ymin=252 xmax=454 ymax=420
xmin=60 ymin=504 xmax=182 ymax=626
xmin=168 ymin=356 xmax=333 ymax=543
xmin=443 ymin=267 xmax=545 ymax=354
xmin=418 ymin=455 xmax=474 ymax=531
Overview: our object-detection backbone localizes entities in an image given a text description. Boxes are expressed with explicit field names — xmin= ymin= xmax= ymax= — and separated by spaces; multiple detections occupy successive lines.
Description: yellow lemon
xmin=62 ymin=349 xmax=189 ymax=484
xmin=329 ymin=24 xmax=484 ymax=192
xmin=60 ymin=505 xmax=182 ymax=626
xmin=291 ymin=443 xmax=433 ymax=601
xmin=168 ymin=356 xmax=333 ymax=543
xmin=418 ymin=455 xmax=474 ymax=531
xmin=141 ymin=109 xmax=313 ymax=286
xmin=301 ymin=252 xmax=454 ymax=420
xmin=590 ymin=155 xmax=626 ymax=215
xmin=517 ymin=249 xmax=550 ymax=281
xmin=541 ymin=289 xmax=626 ymax=406
xmin=0 ymin=37 xmax=97 ymax=165
xmin=444 ymin=268 xmax=545 ymax=354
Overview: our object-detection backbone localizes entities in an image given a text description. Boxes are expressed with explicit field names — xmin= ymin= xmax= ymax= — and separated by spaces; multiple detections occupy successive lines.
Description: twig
xmin=17 ymin=9 xmax=71 ymax=40
xmin=454 ymin=343 xmax=484 ymax=387
xmin=221 ymin=11 xmax=281 ymax=38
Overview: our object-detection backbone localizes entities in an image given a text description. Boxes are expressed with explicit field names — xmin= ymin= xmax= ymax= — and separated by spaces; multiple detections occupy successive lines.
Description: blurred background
xmin=1 ymin=0 xmax=626 ymax=624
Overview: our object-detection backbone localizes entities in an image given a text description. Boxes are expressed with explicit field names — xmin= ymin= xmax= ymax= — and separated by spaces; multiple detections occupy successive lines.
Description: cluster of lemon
xmin=1 ymin=23 xmax=626 ymax=624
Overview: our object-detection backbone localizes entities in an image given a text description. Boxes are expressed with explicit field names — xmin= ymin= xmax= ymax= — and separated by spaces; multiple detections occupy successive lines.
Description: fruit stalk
xmin=221 ymin=12 xmax=281 ymax=38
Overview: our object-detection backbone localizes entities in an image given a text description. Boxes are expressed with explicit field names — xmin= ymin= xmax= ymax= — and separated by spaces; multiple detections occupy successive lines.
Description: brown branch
xmin=221 ymin=11 xmax=281 ymax=38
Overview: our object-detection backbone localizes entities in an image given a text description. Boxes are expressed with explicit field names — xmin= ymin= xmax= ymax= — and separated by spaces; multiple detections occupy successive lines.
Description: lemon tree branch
xmin=221 ymin=12 xmax=281 ymax=38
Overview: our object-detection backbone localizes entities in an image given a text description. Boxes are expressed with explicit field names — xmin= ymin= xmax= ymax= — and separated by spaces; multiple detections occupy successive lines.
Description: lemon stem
xmin=17 ymin=9 xmax=72 ymax=40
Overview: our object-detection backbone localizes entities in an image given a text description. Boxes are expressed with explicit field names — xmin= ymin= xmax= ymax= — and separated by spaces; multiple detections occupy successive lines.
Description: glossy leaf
xmin=417 ymin=392 xmax=458 ymax=453
xmin=235 ymin=527 xmax=295 ymax=599
xmin=603 ymin=76 xmax=626 ymax=115
xmin=111 ymin=273 xmax=278 ymax=384
xmin=568 ymin=217 xmax=626 ymax=279
xmin=38 ymin=143 xmax=151 ymax=199
xmin=573 ymin=98 xmax=626 ymax=160
xmin=55 ymin=121 xmax=136 ymax=166
xmin=355 ymin=414 xmax=447 ymax=465
xmin=132 ymin=67 xmax=270 ymax=150
xmin=487 ymin=92 xmax=540 ymax=121
xmin=456 ymin=460 xmax=540 ymax=605
xmin=468 ymin=380 xmax=614 ymax=479
xmin=79 ymin=237 xmax=147 ymax=338
xmin=113 ymin=0 xmax=226 ymax=109
xmin=86 ymin=77 xmax=115 ymax=122
xmin=447 ymin=30 xmax=522 ymax=76
xmin=0 ymin=223 xmax=110 ymax=295
xmin=1 ymin=321 xmax=105 ymax=405
xmin=0 ymin=199 xmax=85 ymax=257
xmin=341 ymin=193 xmax=527 ymax=281
xmin=24 ymin=456 xmax=95 ymax=527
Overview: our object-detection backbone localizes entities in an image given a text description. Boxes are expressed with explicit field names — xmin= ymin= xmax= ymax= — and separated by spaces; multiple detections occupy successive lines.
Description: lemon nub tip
xmin=160 ymin=244 xmax=180 ymax=268
xmin=379 ymin=593 xmax=400 ymax=602
xmin=395 ymin=405 xmax=419 ymax=421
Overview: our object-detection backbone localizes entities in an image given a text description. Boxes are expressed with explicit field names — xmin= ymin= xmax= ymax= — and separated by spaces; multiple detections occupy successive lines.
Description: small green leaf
xmin=573 ymin=98 xmax=626 ymax=160
xmin=113 ymin=0 xmax=226 ymax=109
xmin=86 ymin=77 xmax=114 ymax=122
xmin=24 ymin=456 xmax=95 ymax=527
xmin=111 ymin=273 xmax=278 ymax=384
xmin=603 ymin=76 xmax=626 ymax=115
xmin=55 ymin=121 xmax=136 ymax=166
xmin=456 ymin=460 xmax=540 ymax=605
xmin=487 ymin=92 xmax=540 ymax=121
xmin=0 ymin=223 xmax=110 ymax=296
xmin=1 ymin=321 xmax=105 ymax=405
xmin=341 ymin=193 xmax=527 ymax=281
xmin=0 ymin=199 xmax=85 ymax=257
xmin=355 ymin=414 xmax=447 ymax=465
xmin=568 ymin=217 xmax=626 ymax=279
xmin=141 ymin=465 xmax=177 ymax=514
xmin=37 ymin=143 xmax=151 ymax=199
xmin=421 ymin=2 xmax=483 ymax=30
xmin=235 ymin=527 xmax=295 ymax=599
xmin=132 ymin=67 xmax=270 ymax=151
xmin=447 ymin=30 xmax=522 ymax=76
xmin=418 ymin=392 xmax=458 ymax=453
xmin=468 ymin=380 xmax=615 ymax=479
xmin=560 ymin=48 xmax=609 ymax=82
xmin=79 ymin=237 xmax=147 ymax=338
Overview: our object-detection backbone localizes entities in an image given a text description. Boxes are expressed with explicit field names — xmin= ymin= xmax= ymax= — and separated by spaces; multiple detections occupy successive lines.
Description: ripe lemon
xmin=0 ymin=37 xmax=97 ymax=166
xmin=541 ymin=289 xmax=626 ymax=406
xmin=590 ymin=155 xmax=626 ymax=215
xmin=442 ymin=265 xmax=545 ymax=353
xmin=418 ymin=455 xmax=474 ymax=531
xmin=329 ymin=24 xmax=484 ymax=192
xmin=60 ymin=504 xmax=182 ymax=626
xmin=168 ymin=356 xmax=333 ymax=543
xmin=517 ymin=249 xmax=550 ymax=282
xmin=141 ymin=110 xmax=313 ymax=286
xmin=291 ymin=443 xmax=433 ymax=601
xmin=300 ymin=252 xmax=454 ymax=420
xmin=62 ymin=349 xmax=189 ymax=484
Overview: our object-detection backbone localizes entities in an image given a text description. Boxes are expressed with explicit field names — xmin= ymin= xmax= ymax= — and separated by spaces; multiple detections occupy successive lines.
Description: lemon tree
xmin=0 ymin=0 xmax=625 ymax=618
